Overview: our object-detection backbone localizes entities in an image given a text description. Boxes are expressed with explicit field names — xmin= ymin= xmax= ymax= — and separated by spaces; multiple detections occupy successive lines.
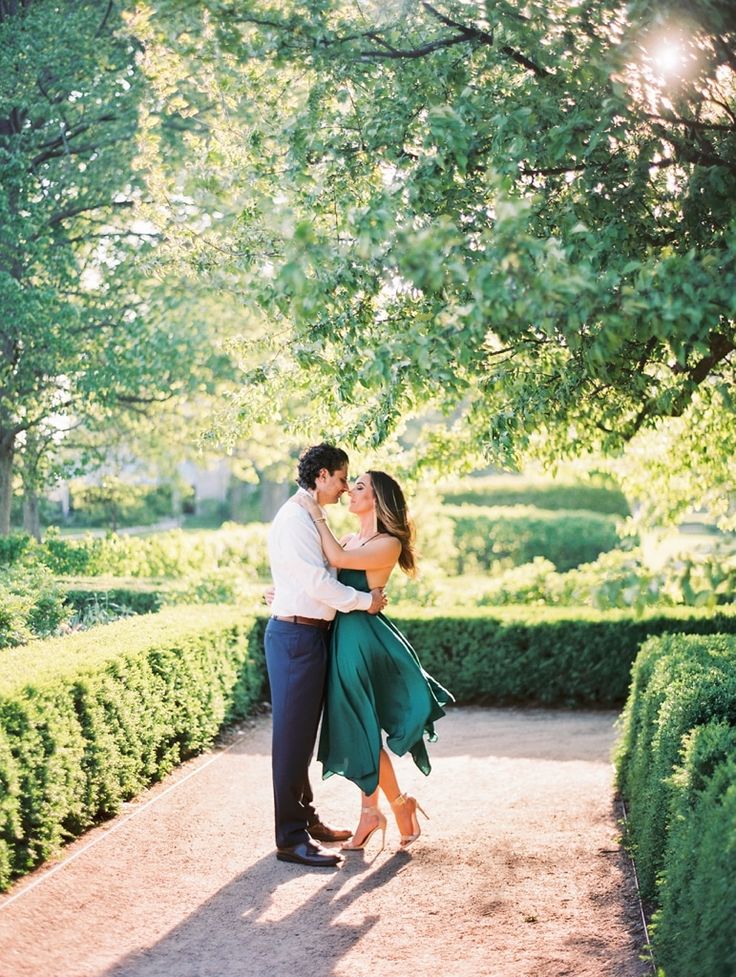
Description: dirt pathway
xmin=0 ymin=708 xmax=650 ymax=977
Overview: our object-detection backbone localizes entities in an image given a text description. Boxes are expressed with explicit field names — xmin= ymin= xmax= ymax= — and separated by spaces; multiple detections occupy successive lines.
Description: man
xmin=265 ymin=443 xmax=386 ymax=868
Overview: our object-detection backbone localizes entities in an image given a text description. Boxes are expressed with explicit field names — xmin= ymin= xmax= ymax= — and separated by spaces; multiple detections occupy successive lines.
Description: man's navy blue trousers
xmin=264 ymin=617 xmax=329 ymax=848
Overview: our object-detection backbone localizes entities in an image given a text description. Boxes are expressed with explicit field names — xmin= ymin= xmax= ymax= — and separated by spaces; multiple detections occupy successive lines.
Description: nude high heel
xmin=390 ymin=793 xmax=428 ymax=849
xmin=340 ymin=805 xmax=387 ymax=852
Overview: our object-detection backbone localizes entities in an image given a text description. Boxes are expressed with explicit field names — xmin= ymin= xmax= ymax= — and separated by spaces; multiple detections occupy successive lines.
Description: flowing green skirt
xmin=318 ymin=569 xmax=454 ymax=795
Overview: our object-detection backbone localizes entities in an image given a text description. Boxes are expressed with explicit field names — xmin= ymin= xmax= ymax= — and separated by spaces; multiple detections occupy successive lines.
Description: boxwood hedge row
xmin=6 ymin=602 xmax=736 ymax=898
xmin=616 ymin=634 xmax=736 ymax=976
xmin=62 ymin=584 xmax=165 ymax=617
xmin=440 ymin=476 xmax=630 ymax=516
xmin=386 ymin=606 xmax=736 ymax=707
xmin=444 ymin=505 xmax=624 ymax=572
xmin=247 ymin=605 xmax=736 ymax=708
xmin=652 ymin=721 xmax=736 ymax=977
xmin=0 ymin=606 xmax=264 ymax=891
xmin=616 ymin=633 xmax=736 ymax=901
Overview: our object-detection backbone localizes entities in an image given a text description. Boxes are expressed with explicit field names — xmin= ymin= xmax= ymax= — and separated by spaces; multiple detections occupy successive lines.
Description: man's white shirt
xmin=268 ymin=488 xmax=373 ymax=619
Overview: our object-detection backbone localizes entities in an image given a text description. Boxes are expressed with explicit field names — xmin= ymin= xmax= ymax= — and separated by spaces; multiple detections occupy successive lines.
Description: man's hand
xmin=263 ymin=585 xmax=275 ymax=606
xmin=367 ymin=587 xmax=387 ymax=615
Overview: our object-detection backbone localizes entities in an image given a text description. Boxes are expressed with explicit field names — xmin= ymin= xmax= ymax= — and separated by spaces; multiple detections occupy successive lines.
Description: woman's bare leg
xmin=346 ymin=749 xmax=413 ymax=844
xmin=377 ymin=748 xmax=414 ymax=838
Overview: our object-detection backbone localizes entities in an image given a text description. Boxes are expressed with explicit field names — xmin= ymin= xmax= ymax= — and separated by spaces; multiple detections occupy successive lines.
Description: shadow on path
xmin=104 ymin=849 xmax=409 ymax=977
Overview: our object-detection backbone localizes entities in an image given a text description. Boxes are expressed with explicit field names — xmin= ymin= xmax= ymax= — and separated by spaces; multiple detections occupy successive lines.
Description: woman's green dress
xmin=318 ymin=568 xmax=454 ymax=795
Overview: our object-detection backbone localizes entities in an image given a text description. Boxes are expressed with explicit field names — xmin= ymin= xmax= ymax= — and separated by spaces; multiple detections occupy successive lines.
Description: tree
xmin=150 ymin=0 xmax=736 ymax=517
xmin=0 ymin=0 xmax=228 ymax=534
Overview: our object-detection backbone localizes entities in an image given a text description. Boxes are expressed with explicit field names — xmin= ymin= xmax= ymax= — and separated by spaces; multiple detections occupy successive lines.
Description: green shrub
xmin=15 ymin=523 xmax=272 ymax=580
xmin=0 ymin=534 xmax=32 ymax=565
xmin=615 ymin=633 xmax=736 ymax=903
xmin=473 ymin=558 xmax=559 ymax=606
xmin=66 ymin=479 xmax=176 ymax=529
xmin=249 ymin=605 xmax=736 ymax=711
xmin=444 ymin=504 xmax=625 ymax=573
xmin=165 ymin=567 xmax=254 ymax=606
xmin=651 ymin=721 xmax=736 ymax=977
xmin=0 ymin=564 xmax=71 ymax=648
xmin=435 ymin=546 xmax=736 ymax=612
xmin=562 ymin=546 xmax=736 ymax=611
xmin=0 ymin=606 xmax=265 ymax=890
xmin=0 ymin=588 xmax=35 ymax=649
xmin=63 ymin=573 xmax=266 ymax=617
xmin=440 ymin=475 xmax=630 ymax=516
xmin=62 ymin=583 xmax=165 ymax=618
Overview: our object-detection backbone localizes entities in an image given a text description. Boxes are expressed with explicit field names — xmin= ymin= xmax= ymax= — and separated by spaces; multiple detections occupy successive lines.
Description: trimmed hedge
xmin=7 ymin=600 xmax=736 ymax=895
xmin=616 ymin=633 xmax=736 ymax=903
xmin=0 ymin=606 xmax=265 ymax=891
xmin=0 ymin=524 xmax=271 ymax=579
xmin=440 ymin=476 xmax=630 ymax=516
xmin=444 ymin=504 xmax=624 ymax=572
xmin=399 ymin=608 xmax=736 ymax=706
xmin=247 ymin=605 xmax=736 ymax=708
xmin=63 ymin=584 xmax=165 ymax=617
xmin=651 ymin=721 xmax=736 ymax=977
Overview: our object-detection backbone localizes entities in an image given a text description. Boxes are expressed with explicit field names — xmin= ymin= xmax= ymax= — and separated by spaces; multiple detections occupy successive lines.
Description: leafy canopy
xmin=143 ymin=0 xmax=736 ymax=517
xmin=0 ymin=0 xmax=236 ymax=532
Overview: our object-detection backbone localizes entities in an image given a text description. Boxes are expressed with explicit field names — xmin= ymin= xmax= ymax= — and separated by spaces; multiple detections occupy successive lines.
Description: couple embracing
xmin=265 ymin=443 xmax=453 ymax=868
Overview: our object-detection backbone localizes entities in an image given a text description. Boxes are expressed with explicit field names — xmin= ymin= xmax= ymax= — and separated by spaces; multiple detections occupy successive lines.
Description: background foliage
xmin=123 ymin=0 xmax=736 ymax=524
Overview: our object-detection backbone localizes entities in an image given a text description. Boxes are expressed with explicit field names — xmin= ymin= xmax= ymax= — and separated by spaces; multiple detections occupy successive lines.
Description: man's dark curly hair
xmin=297 ymin=443 xmax=349 ymax=490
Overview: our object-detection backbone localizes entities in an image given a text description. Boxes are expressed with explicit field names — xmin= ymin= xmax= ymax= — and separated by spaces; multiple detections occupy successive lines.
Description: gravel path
xmin=0 ymin=707 xmax=650 ymax=977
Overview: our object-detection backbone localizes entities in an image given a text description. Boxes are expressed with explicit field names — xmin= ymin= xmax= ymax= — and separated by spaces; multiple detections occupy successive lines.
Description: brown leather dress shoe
xmin=307 ymin=820 xmax=352 ymax=843
xmin=276 ymin=841 xmax=343 ymax=867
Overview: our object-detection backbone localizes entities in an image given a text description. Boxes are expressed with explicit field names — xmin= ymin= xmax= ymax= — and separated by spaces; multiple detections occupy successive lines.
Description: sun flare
xmin=652 ymin=40 xmax=683 ymax=76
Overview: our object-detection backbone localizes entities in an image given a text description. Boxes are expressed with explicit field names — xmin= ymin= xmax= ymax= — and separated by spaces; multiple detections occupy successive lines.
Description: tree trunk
xmin=0 ymin=431 xmax=15 ymax=536
xmin=23 ymin=490 xmax=41 ymax=541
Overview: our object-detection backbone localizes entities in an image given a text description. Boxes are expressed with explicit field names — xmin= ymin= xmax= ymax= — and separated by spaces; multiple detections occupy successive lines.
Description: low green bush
xmin=0 ymin=534 xmax=32 ymax=565
xmin=651 ymin=721 xmax=736 ymax=977
xmin=0 ymin=564 xmax=71 ymax=648
xmin=462 ymin=546 xmax=736 ymax=612
xmin=471 ymin=558 xmax=559 ymax=606
xmin=63 ymin=574 xmax=268 ymax=619
xmin=65 ymin=479 xmax=175 ymax=530
xmin=62 ymin=583 xmax=165 ymax=618
xmin=0 ymin=606 xmax=265 ymax=890
xmin=248 ymin=605 xmax=736 ymax=710
xmin=615 ymin=633 xmax=736 ymax=903
xmin=444 ymin=504 xmax=625 ymax=573
xmin=440 ymin=475 xmax=630 ymax=516
xmin=1 ymin=523 xmax=271 ymax=580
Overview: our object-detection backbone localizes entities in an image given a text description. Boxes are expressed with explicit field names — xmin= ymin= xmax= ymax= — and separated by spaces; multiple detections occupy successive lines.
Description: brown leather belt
xmin=273 ymin=615 xmax=332 ymax=630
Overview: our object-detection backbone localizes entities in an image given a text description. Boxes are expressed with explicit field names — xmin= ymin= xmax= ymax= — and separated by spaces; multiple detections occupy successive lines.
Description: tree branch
xmin=645 ymin=110 xmax=736 ymax=133
xmin=95 ymin=0 xmax=114 ymax=37
xmin=620 ymin=331 xmax=736 ymax=441
xmin=46 ymin=199 xmax=135 ymax=229
xmin=421 ymin=1 xmax=551 ymax=77
xmin=359 ymin=32 xmax=475 ymax=60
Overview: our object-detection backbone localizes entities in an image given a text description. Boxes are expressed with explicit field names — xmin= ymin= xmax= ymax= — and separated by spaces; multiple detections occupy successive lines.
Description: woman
xmin=296 ymin=470 xmax=453 ymax=852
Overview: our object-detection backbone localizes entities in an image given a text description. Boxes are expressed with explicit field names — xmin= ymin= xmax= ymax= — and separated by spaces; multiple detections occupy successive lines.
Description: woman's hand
xmin=294 ymin=492 xmax=324 ymax=522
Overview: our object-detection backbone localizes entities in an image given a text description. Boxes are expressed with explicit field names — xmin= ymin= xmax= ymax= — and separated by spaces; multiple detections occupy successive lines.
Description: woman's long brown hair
xmin=367 ymin=470 xmax=416 ymax=576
